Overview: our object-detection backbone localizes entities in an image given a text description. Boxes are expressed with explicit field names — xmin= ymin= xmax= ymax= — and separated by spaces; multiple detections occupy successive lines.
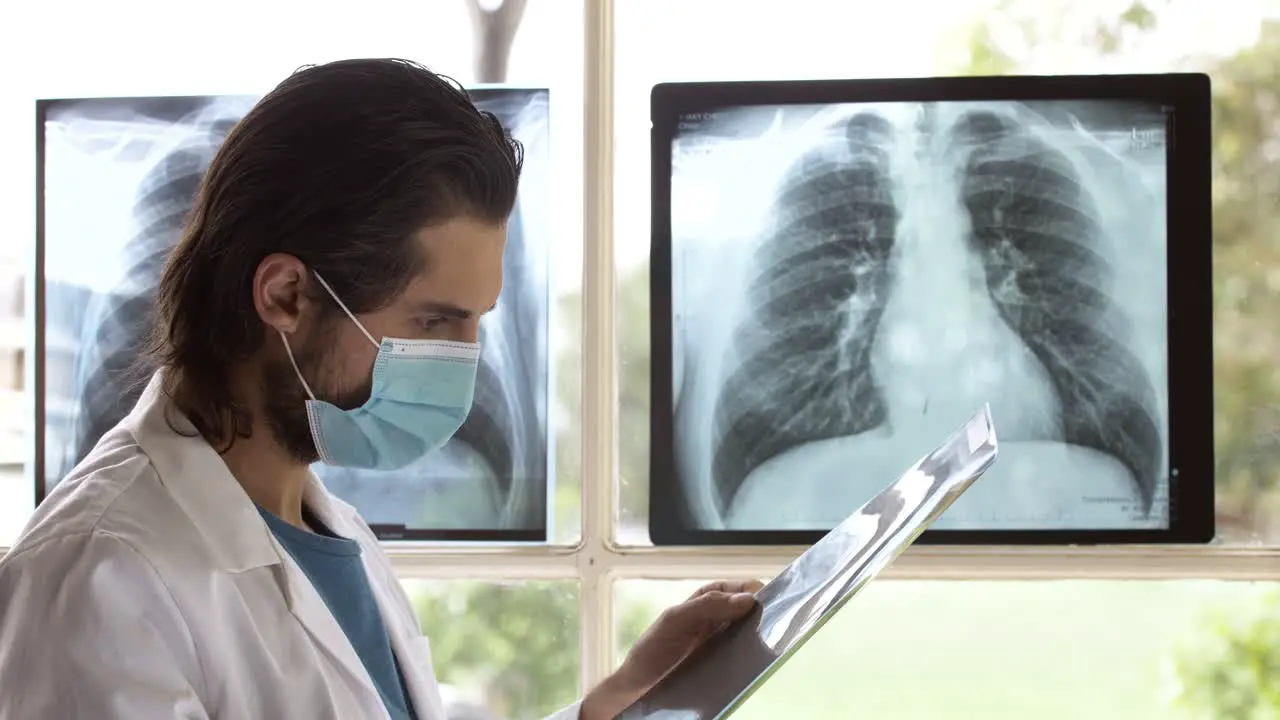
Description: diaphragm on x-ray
xmin=668 ymin=100 xmax=1170 ymax=533
xmin=37 ymin=89 xmax=553 ymax=540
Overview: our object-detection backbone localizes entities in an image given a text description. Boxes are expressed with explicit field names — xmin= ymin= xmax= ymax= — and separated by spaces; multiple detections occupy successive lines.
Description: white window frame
xmin=3 ymin=0 xmax=1277 ymax=698
xmin=385 ymin=0 xmax=1280 ymax=694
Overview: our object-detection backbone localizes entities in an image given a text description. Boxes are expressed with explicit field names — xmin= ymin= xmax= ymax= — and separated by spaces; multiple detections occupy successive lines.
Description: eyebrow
xmin=413 ymin=301 xmax=498 ymax=319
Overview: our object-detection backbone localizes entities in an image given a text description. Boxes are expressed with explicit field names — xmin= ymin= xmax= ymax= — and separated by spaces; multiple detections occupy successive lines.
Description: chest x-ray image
xmin=664 ymin=99 xmax=1170 ymax=535
xmin=620 ymin=406 xmax=998 ymax=719
xmin=36 ymin=88 xmax=553 ymax=541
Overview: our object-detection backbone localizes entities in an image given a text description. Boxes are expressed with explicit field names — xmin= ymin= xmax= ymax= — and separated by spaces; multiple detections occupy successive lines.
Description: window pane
xmin=613 ymin=0 xmax=1280 ymax=544
xmin=405 ymin=579 xmax=580 ymax=719
xmin=615 ymin=579 xmax=1280 ymax=719
xmin=1 ymin=0 xmax=584 ymax=545
xmin=513 ymin=2 xmax=587 ymax=545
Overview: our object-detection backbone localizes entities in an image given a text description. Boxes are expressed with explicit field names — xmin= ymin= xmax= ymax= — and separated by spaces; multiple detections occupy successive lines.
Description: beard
xmin=259 ymin=320 xmax=373 ymax=465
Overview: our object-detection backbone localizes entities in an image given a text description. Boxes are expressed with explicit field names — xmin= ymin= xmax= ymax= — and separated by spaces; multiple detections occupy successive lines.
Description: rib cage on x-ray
xmin=68 ymin=100 xmax=248 ymax=466
xmin=669 ymin=100 xmax=1168 ymax=532
xmin=41 ymin=90 xmax=552 ymax=536
xmin=945 ymin=107 xmax=1162 ymax=505
xmin=707 ymin=111 xmax=899 ymax=518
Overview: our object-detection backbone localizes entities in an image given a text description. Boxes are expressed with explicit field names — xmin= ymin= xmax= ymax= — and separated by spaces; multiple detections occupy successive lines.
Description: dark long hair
xmin=143 ymin=58 xmax=523 ymax=451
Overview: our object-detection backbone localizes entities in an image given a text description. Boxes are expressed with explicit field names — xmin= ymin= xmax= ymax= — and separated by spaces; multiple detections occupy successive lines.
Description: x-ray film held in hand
xmin=619 ymin=404 xmax=999 ymax=719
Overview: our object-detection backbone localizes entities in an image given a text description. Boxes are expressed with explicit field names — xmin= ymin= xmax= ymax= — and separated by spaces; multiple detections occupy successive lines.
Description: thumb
xmin=675 ymin=590 xmax=758 ymax=627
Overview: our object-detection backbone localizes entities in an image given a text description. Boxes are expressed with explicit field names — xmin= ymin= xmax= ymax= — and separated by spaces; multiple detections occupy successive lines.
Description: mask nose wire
xmin=310 ymin=271 xmax=380 ymax=349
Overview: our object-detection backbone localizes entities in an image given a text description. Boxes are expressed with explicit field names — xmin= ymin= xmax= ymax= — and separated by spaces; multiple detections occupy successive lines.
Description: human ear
xmin=252 ymin=253 xmax=314 ymax=334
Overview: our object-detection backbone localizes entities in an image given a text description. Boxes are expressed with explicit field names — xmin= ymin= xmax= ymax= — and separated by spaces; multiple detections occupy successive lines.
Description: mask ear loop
xmin=310 ymin=271 xmax=379 ymax=348
xmin=279 ymin=331 xmax=318 ymax=402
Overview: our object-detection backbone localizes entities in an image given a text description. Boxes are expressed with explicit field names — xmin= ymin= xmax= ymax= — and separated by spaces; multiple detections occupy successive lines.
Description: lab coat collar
xmin=273 ymin=498 xmax=394 ymax=714
xmin=124 ymin=369 xmax=346 ymax=574
xmin=127 ymin=370 xmax=416 ymax=714
xmin=290 ymin=482 xmax=429 ymax=713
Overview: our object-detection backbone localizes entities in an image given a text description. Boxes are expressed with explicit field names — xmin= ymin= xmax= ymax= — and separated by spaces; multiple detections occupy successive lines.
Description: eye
xmin=418 ymin=315 xmax=449 ymax=331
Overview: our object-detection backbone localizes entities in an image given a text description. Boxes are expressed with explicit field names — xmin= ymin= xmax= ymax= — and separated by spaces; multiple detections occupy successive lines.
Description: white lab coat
xmin=0 ymin=371 xmax=583 ymax=720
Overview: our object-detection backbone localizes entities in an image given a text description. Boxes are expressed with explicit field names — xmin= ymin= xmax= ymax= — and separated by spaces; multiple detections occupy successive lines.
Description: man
xmin=0 ymin=58 xmax=762 ymax=719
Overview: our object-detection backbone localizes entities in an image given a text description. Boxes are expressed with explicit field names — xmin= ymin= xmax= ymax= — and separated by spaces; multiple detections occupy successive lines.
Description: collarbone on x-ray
xmin=670 ymin=100 xmax=1169 ymax=533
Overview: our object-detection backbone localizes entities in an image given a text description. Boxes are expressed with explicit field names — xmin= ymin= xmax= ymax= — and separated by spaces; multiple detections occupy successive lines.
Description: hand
xmin=580 ymin=579 xmax=765 ymax=720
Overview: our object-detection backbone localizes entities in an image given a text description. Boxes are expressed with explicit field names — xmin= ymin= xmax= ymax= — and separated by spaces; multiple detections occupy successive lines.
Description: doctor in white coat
xmin=0 ymin=58 xmax=762 ymax=719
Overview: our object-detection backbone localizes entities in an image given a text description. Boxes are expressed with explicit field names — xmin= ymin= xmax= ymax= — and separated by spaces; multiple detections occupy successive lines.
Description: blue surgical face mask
xmin=279 ymin=272 xmax=480 ymax=471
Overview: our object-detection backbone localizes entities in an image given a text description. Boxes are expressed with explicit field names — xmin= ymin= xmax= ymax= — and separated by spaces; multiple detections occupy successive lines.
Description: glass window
xmin=615 ymin=578 xmax=1280 ymax=719
xmin=0 ymin=0 xmax=583 ymax=545
xmin=612 ymin=0 xmax=1280 ymax=545
xmin=511 ymin=2 xmax=586 ymax=544
xmin=405 ymin=579 xmax=580 ymax=719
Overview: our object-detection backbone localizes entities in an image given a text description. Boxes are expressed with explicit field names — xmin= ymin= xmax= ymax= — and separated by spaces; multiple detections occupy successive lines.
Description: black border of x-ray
xmin=648 ymin=73 xmax=1215 ymax=547
xmin=32 ymin=92 xmax=548 ymax=544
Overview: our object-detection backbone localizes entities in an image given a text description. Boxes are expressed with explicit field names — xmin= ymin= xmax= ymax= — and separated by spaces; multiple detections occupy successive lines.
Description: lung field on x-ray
xmin=946 ymin=108 xmax=1162 ymax=507
xmin=668 ymin=100 xmax=1168 ymax=533
xmin=707 ymin=111 xmax=900 ymax=517
xmin=65 ymin=99 xmax=247 ymax=464
xmin=40 ymin=91 xmax=552 ymax=536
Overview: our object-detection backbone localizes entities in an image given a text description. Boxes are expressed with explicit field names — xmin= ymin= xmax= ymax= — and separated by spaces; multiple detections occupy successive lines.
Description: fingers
xmin=664 ymin=579 xmax=766 ymax=632
xmin=688 ymin=578 xmax=765 ymax=600
xmin=673 ymin=589 xmax=759 ymax=627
